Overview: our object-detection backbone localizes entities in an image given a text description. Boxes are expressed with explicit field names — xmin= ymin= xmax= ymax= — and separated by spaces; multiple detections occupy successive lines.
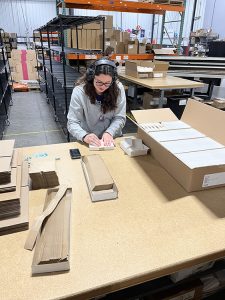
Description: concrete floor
xmin=3 ymin=90 xmax=137 ymax=147
xmin=3 ymin=91 xmax=67 ymax=147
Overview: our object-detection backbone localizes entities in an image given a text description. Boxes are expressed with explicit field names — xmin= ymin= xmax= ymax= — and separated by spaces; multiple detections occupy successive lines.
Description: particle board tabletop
xmin=1 ymin=140 xmax=225 ymax=300
xmin=119 ymin=74 xmax=204 ymax=89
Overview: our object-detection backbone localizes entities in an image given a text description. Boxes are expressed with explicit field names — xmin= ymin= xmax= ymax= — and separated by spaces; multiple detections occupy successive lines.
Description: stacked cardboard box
xmin=29 ymin=160 xmax=59 ymax=190
xmin=10 ymin=49 xmax=38 ymax=82
xmin=1 ymin=32 xmax=11 ymax=58
xmin=10 ymin=33 xmax=17 ymax=49
xmin=65 ymin=15 xmax=147 ymax=54
xmin=0 ymin=140 xmax=29 ymax=235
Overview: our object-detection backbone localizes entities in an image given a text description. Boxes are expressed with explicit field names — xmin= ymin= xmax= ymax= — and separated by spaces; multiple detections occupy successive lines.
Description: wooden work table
xmin=1 ymin=140 xmax=225 ymax=300
xmin=119 ymin=73 xmax=204 ymax=107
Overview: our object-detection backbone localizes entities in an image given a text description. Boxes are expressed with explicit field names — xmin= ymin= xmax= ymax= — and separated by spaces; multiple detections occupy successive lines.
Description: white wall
xmin=203 ymin=0 xmax=225 ymax=38
xmin=0 ymin=0 xmax=56 ymax=37
xmin=0 ymin=0 xmax=206 ymax=44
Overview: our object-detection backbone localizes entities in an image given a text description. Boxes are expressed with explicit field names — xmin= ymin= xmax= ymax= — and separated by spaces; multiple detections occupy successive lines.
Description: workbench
xmin=1 ymin=140 xmax=225 ymax=300
xmin=118 ymin=73 xmax=204 ymax=107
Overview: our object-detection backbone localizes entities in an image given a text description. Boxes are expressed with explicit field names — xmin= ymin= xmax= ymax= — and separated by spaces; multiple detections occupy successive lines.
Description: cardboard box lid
xmin=132 ymin=108 xmax=178 ymax=124
xmin=181 ymin=99 xmax=225 ymax=145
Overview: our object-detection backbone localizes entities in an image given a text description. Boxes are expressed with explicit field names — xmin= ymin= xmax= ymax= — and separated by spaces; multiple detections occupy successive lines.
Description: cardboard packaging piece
xmin=99 ymin=15 xmax=113 ymax=29
xmin=132 ymin=99 xmax=225 ymax=192
xmin=82 ymin=155 xmax=113 ymax=191
xmin=125 ymin=60 xmax=169 ymax=78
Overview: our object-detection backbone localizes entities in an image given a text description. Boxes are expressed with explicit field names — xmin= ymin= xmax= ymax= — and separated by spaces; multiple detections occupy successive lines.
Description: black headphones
xmin=86 ymin=58 xmax=118 ymax=82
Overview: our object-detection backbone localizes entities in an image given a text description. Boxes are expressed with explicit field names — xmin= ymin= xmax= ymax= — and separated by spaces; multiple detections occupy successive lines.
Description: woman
xmin=67 ymin=58 xmax=126 ymax=147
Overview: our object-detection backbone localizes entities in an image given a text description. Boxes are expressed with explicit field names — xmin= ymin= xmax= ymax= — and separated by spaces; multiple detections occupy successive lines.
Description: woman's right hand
xmin=83 ymin=133 xmax=101 ymax=146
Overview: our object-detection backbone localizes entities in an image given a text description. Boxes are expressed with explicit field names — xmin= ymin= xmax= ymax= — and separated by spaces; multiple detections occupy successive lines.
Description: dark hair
xmin=76 ymin=64 xmax=119 ymax=114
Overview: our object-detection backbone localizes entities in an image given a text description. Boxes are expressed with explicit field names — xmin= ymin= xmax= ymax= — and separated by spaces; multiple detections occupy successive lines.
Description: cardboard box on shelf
xmin=116 ymin=42 xmax=125 ymax=54
xmin=86 ymin=30 xmax=92 ymax=49
xmin=71 ymin=29 xmax=77 ymax=48
xmin=81 ymin=29 xmax=87 ymax=49
xmin=91 ymin=30 xmax=97 ymax=49
xmin=99 ymin=15 xmax=113 ymax=29
xmin=77 ymin=29 xmax=82 ymax=48
xmin=132 ymin=99 xmax=225 ymax=192
xmin=112 ymin=30 xmax=122 ymax=42
xmin=82 ymin=22 xmax=101 ymax=30
xmin=139 ymin=43 xmax=146 ymax=54
xmin=65 ymin=29 xmax=72 ymax=48
xmin=96 ymin=30 xmax=101 ymax=49
xmin=122 ymin=31 xmax=130 ymax=43
xmin=125 ymin=41 xmax=138 ymax=55
xmin=104 ymin=29 xmax=113 ymax=39
xmin=3 ymin=32 xmax=10 ymax=38
xmin=104 ymin=40 xmax=117 ymax=52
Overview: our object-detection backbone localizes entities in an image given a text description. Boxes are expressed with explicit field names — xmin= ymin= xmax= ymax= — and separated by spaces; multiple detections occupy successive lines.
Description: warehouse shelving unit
xmin=0 ymin=30 xmax=11 ymax=139
xmin=35 ymin=15 xmax=105 ymax=141
xmin=56 ymin=0 xmax=185 ymax=57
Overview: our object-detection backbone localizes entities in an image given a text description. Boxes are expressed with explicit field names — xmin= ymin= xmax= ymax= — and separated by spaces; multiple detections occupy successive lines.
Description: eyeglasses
xmin=94 ymin=79 xmax=112 ymax=88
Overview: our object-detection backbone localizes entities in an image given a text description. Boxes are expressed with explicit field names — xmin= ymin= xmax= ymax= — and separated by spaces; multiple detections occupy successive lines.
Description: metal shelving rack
xmin=0 ymin=29 xmax=11 ymax=139
xmin=56 ymin=0 xmax=185 ymax=58
xmin=35 ymin=15 xmax=105 ymax=141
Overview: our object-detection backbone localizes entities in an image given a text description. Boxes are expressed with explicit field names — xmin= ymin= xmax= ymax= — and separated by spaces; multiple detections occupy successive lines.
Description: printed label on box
xmin=85 ymin=55 xmax=97 ymax=59
xmin=139 ymin=73 xmax=149 ymax=78
xmin=179 ymin=99 xmax=187 ymax=106
xmin=203 ymin=172 xmax=225 ymax=187
xmin=153 ymin=73 xmax=163 ymax=78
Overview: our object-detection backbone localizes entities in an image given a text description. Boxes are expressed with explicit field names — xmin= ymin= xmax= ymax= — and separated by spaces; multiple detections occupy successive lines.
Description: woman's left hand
xmin=102 ymin=132 xmax=114 ymax=146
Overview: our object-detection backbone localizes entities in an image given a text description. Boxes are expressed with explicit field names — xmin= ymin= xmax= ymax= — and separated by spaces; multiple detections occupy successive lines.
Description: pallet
xmin=12 ymin=83 xmax=29 ymax=92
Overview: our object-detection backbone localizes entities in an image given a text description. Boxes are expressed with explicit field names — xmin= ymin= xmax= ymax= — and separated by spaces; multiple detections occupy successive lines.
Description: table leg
xmin=134 ymin=84 xmax=138 ymax=102
xmin=190 ymin=88 xmax=194 ymax=97
xmin=207 ymin=82 xmax=214 ymax=100
xmin=159 ymin=90 xmax=165 ymax=108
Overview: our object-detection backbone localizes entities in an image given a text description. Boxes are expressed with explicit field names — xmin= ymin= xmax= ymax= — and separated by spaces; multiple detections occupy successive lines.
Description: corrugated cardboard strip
xmin=24 ymin=185 xmax=68 ymax=251
xmin=0 ymin=161 xmax=29 ymax=234
xmin=31 ymin=187 xmax=72 ymax=275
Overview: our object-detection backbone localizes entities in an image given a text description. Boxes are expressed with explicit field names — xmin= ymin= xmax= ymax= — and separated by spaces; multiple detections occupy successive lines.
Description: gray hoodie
xmin=67 ymin=81 xmax=126 ymax=141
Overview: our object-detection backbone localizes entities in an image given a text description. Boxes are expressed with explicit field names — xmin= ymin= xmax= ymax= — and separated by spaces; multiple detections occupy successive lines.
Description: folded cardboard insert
xmin=82 ymin=155 xmax=118 ymax=202
xmin=132 ymin=99 xmax=225 ymax=192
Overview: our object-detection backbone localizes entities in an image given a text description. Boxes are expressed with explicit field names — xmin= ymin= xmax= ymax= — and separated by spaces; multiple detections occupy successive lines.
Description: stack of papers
xmin=89 ymin=140 xmax=115 ymax=151
xmin=0 ymin=158 xmax=29 ymax=235
xmin=0 ymin=140 xmax=15 ymax=184
xmin=29 ymin=160 xmax=59 ymax=190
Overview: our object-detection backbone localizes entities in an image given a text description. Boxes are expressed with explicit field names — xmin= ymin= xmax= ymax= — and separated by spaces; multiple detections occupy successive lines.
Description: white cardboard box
xmin=132 ymin=99 xmax=225 ymax=192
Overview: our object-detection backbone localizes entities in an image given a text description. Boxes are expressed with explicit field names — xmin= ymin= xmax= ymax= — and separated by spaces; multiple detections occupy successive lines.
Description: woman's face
xmin=93 ymin=74 xmax=112 ymax=95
